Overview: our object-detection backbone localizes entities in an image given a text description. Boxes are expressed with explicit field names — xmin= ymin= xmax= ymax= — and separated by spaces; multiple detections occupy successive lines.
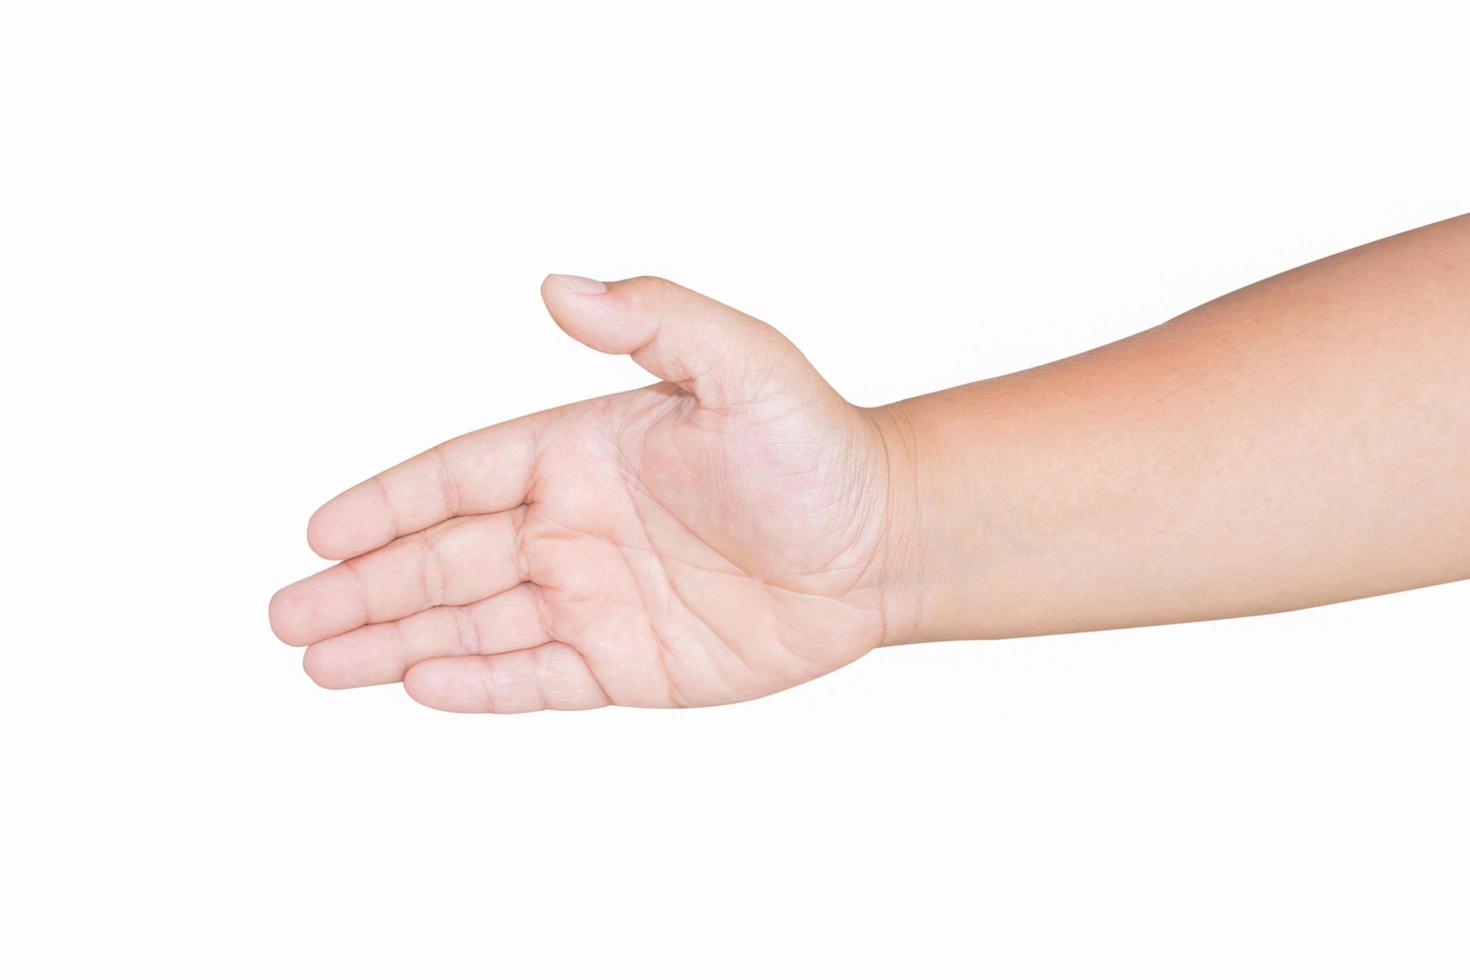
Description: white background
xmin=3 ymin=1 xmax=1467 ymax=976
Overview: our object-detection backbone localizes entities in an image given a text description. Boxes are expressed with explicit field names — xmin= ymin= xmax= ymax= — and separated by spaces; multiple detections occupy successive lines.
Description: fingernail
xmin=548 ymin=274 xmax=607 ymax=295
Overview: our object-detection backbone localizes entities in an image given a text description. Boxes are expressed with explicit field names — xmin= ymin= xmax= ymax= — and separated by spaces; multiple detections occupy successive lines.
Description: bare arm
xmin=875 ymin=214 xmax=1470 ymax=643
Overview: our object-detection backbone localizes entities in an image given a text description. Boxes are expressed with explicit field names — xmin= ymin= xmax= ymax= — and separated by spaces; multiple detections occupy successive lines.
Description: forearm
xmin=875 ymin=214 xmax=1470 ymax=644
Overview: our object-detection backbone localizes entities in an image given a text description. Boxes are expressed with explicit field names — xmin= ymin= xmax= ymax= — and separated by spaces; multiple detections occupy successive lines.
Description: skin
xmin=269 ymin=215 xmax=1470 ymax=713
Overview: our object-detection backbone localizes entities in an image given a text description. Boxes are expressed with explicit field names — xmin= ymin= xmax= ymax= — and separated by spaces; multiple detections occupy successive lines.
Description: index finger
xmin=306 ymin=412 xmax=543 ymax=560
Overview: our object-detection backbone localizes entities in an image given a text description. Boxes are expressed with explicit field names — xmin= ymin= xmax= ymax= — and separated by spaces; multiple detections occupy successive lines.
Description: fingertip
xmin=541 ymin=274 xmax=655 ymax=357
xmin=540 ymin=274 xmax=608 ymax=333
xmin=268 ymin=585 xmax=309 ymax=647
xmin=269 ymin=566 xmax=362 ymax=648
xmin=306 ymin=496 xmax=361 ymax=560
xmin=306 ymin=485 xmax=395 ymax=561
xmin=304 ymin=504 xmax=341 ymax=559
xmin=402 ymin=659 xmax=480 ymax=713
xmin=302 ymin=639 xmax=351 ymax=690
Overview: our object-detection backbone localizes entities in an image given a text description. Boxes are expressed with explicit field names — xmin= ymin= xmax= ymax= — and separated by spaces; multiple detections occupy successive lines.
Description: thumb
xmin=540 ymin=274 xmax=825 ymax=407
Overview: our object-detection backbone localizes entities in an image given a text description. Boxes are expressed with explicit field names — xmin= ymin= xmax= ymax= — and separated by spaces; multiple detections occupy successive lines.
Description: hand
xmin=269 ymin=275 xmax=911 ymax=712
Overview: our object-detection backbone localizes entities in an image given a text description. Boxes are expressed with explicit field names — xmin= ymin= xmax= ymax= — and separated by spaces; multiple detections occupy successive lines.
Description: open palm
xmin=270 ymin=276 xmax=905 ymax=712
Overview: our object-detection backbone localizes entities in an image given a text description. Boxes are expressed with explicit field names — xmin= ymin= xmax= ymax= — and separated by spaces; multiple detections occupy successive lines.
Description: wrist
xmin=864 ymin=400 xmax=947 ymax=647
